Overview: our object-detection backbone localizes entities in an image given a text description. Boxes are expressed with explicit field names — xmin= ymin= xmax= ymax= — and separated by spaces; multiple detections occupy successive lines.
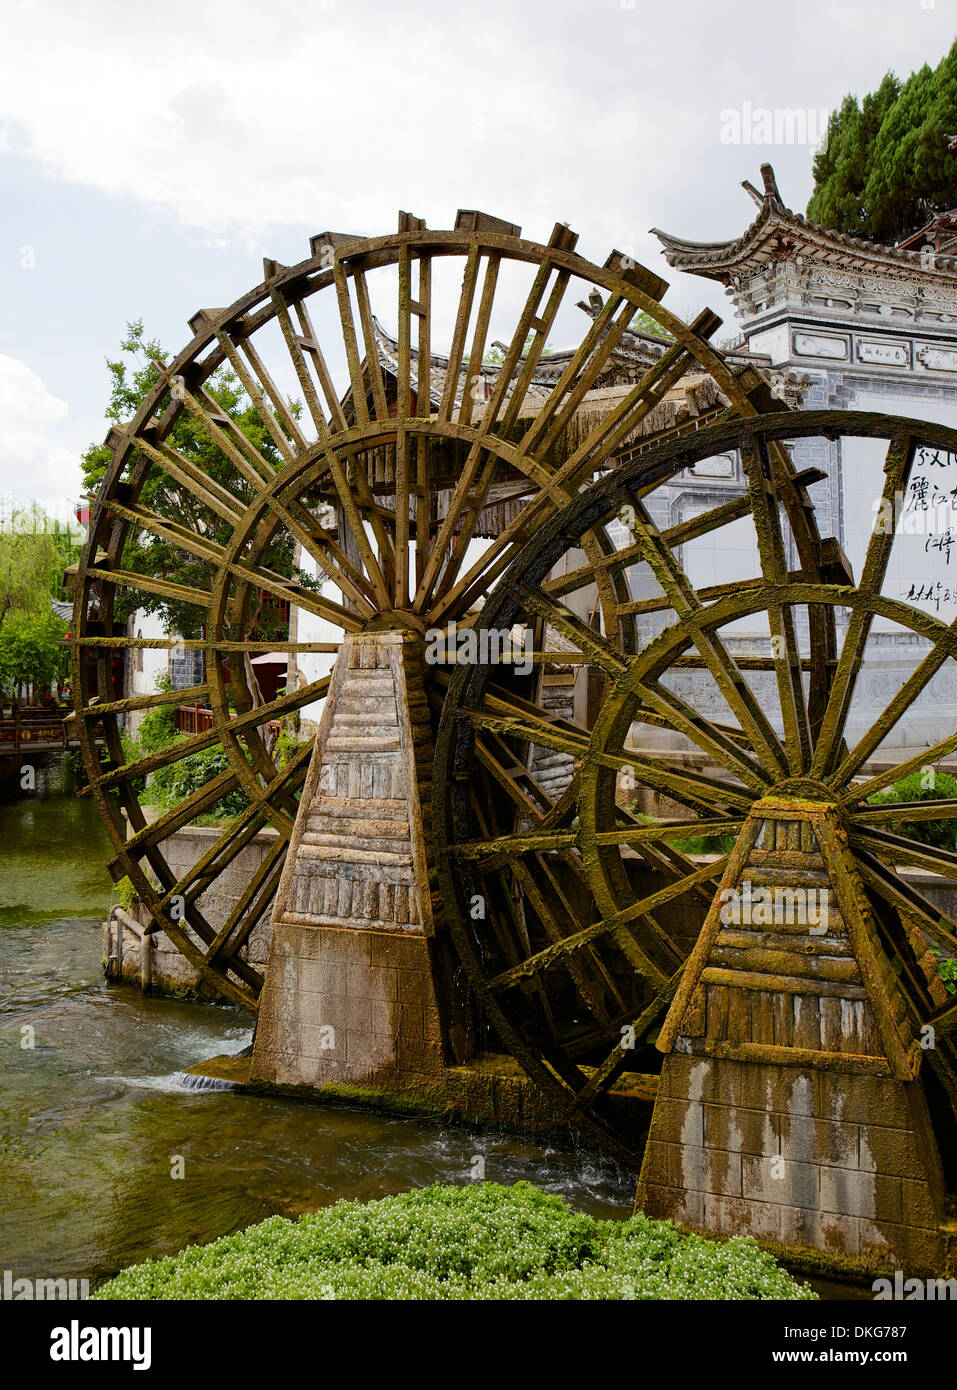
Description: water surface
xmin=0 ymin=755 xmax=634 ymax=1288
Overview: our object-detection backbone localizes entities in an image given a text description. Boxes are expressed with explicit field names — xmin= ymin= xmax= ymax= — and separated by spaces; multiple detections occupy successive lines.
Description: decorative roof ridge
xmin=651 ymin=163 xmax=957 ymax=281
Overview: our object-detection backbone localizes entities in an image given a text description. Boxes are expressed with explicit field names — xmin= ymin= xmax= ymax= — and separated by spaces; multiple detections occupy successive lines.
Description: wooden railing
xmin=175 ymin=705 xmax=215 ymax=735
xmin=174 ymin=705 xmax=281 ymax=741
xmin=0 ymin=707 xmax=69 ymax=750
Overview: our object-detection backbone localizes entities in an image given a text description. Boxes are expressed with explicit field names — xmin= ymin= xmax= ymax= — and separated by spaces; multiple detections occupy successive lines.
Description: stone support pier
xmin=250 ymin=628 xmax=458 ymax=1091
xmin=637 ymin=794 xmax=951 ymax=1274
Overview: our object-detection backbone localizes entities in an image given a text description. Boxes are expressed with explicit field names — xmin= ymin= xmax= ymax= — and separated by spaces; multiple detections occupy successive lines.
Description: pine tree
xmin=807 ymin=43 xmax=957 ymax=243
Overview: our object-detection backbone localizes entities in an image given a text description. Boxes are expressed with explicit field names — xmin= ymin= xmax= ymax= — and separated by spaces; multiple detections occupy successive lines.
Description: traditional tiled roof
xmin=651 ymin=164 xmax=957 ymax=285
xmin=350 ymin=306 xmax=672 ymax=420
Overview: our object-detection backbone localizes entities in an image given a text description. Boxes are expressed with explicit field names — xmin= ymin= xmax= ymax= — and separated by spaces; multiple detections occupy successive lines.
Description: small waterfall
xmin=173 ymin=1071 xmax=239 ymax=1092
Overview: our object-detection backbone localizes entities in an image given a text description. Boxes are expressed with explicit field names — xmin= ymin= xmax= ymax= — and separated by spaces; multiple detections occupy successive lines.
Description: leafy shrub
xmin=93 ymin=1181 xmax=815 ymax=1302
xmin=934 ymin=954 xmax=957 ymax=997
xmin=149 ymin=744 xmax=250 ymax=818
xmin=867 ymin=770 xmax=957 ymax=852
xmin=276 ymin=726 xmax=310 ymax=769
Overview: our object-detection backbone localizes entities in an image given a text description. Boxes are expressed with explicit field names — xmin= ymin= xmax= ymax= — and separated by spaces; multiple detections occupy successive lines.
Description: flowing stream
xmin=0 ymin=755 xmax=635 ymax=1289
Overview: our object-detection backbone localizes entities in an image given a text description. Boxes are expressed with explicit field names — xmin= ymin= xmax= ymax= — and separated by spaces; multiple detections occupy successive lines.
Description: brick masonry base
xmin=249 ymin=922 xmax=446 ymax=1088
xmin=637 ymin=1054 xmax=949 ymax=1275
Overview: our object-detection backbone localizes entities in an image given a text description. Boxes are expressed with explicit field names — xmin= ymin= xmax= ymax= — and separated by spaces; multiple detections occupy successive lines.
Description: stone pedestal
xmin=636 ymin=794 xmax=950 ymax=1274
xmin=250 ymin=629 xmax=454 ymax=1091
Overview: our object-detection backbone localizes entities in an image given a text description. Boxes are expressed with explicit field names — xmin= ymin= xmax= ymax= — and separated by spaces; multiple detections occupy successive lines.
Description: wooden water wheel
xmin=71 ymin=210 xmax=828 ymax=1016
xmin=435 ymin=410 xmax=957 ymax=1152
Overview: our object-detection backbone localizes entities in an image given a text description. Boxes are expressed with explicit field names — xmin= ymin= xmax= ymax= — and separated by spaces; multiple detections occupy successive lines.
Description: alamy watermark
xmin=873 ymin=1271 xmax=957 ymax=1299
xmin=1 ymin=1269 xmax=89 ymax=1300
xmin=719 ymin=880 xmax=830 ymax=932
xmin=424 ymin=621 xmax=532 ymax=677
xmin=720 ymin=102 xmax=829 ymax=151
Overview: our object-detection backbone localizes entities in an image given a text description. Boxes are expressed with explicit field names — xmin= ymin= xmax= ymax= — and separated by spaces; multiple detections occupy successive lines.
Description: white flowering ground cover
xmin=93 ymin=1181 xmax=816 ymax=1300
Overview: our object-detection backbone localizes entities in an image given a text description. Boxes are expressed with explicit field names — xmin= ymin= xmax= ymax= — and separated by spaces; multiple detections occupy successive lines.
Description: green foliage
xmin=92 ymin=1181 xmax=814 ymax=1301
xmin=80 ymin=322 xmax=304 ymax=641
xmin=629 ymin=309 xmax=673 ymax=341
xmin=866 ymin=769 xmax=957 ymax=852
xmin=934 ymin=954 xmax=957 ymax=997
xmin=149 ymin=744 xmax=250 ymax=819
xmin=0 ymin=608 xmax=69 ymax=697
xmin=0 ymin=504 xmax=73 ymax=628
xmin=135 ymin=676 xmax=178 ymax=755
xmin=122 ymin=675 xmax=249 ymax=820
xmin=276 ymin=725 xmax=309 ymax=769
xmin=807 ymin=43 xmax=957 ymax=243
xmin=114 ymin=876 xmax=139 ymax=911
xmin=0 ymin=503 xmax=79 ymax=697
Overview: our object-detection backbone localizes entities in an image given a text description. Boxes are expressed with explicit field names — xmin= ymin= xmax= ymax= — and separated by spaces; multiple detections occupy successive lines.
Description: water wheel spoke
xmin=104 ymin=497 xmax=230 ymax=569
xmin=212 ymin=327 xmax=306 ymax=463
xmin=221 ymin=556 xmax=362 ymax=632
xmin=467 ymin=708 xmax=589 ymax=760
xmin=555 ymin=321 xmax=718 ymax=489
xmin=205 ymin=836 xmax=288 ymax=964
xmin=851 ymin=799 xmax=957 ymax=826
xmin=849 ymin=825 xmax=957 ymax=883
xmin=157 ymin=806 xmax=272 ymax=913
xmin=829 ymin=635 xmax=955 ymax=789
xmin=812 ymin=431 xmax=915 ymax=778
xmin=262 ymin=491 xmax=378 ymax=618
xmin=842 ymin=729 xmax=957 ymax=807
xmin=512 ymin=582 xmax=627 ymax=677
xmin=536 ymin=856 xmax=632 ymax=1017
xmin=852 ymin=850 xmax=957 ymax=958
xmin=354 ymin=267 xmax=391 ymax=422
xmin=87 ymin=566 xmax=212 ymax=611
xmin=599 ymin=749 xmax=754 ymax=814
xmin=113 ymin=769 xmax=239 ymax=866
xmin=626 ymin=500 xmax=788 ymax=778
xmin=632 ymin=678 xmax=769 ymax=792
xmin=617 ymin=574 xmax=767 ymax=619
xmin=521 ymin=296 xmax=638 ymax=458
xmin=269 ymin=282 xmax=337 ymax=435
xmin=927 ymin=996 xmax=957 ymax=1037
xmin=490 ymin=860 xmax=716 ymax=994
xmin=660 ymin=495 xmax=755 ymax=548
xmin=593 ymin=818 xmax=744 ymax=847
xmin=133 ymin=433 xmax=246 ymax=526
xmin=508 ymin=857 xmax=616 ymax=1029
xmin=568 ymin=981 xmax=680 ymax=1115
xmin=740 ymin=435 xmax=811 ymax=773
xmin=86 ymin=726 xmax=221 ymax=794
xmin=323 ymin=442 xmax=396 ymax=608
xmin=473 ymin=732 xmax=554 ymax=821
xmin=332 ymin=258 xmax=372 ymax=430
xmin=454 ymin=829 xmax=578 ymax=863
xmin=545 ymin=536 xmax=647 ymax=599
xmin=436 ymin=245 xmax=481 ymax=424
xmin=180 ymin=379 xmax=286 ymax=485
xmin=414 ymin=252 xmax=571 ymax=614
xmin=481 ymin=248 xmax=561 ymax=436
xmin=81 ymin=683 xmax=209 ymax=720
xmin=221 ymin=676 xmax=330 ymax=739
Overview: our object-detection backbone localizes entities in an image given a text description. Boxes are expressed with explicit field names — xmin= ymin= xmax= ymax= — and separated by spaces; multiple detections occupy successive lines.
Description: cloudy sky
xmin=1 ymin=0 xmax=953 ymax=521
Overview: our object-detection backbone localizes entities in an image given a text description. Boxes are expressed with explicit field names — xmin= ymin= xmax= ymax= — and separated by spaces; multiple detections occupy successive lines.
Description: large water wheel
xmin=435 ymin=411 xmax=957 ymax=1154
xmin=72 ymin=212 xmax=829 ymax=1022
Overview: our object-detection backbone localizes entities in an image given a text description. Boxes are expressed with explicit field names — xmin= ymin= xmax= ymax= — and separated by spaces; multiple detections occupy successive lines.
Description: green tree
xmin=807 ymin=42 xmax=957 ymax=243
xmin=0 ymin=504 xmax=66 ymax=631
xmin=80 ymin=322 xmax=309 ymax=643
xmin=0 ymin=608 xmax=69 ymax=699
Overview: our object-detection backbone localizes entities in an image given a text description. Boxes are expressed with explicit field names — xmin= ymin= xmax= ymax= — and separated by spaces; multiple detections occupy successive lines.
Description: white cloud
xmin=0 ymin=356 xmax=82 ymax=520
xmin=2 ymin=0 xmax=951 ymax=256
